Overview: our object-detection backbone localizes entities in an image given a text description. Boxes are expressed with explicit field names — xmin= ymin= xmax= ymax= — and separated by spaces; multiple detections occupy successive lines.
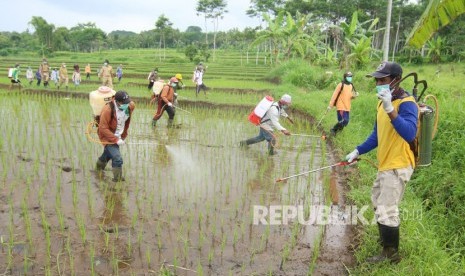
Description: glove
xmin=117 ymin=139 xmax=125 ymax=146
xmin=282 ymin=129 xmax=291 ymax=136
xmin=167 ymin=102 xmax=173 ymax=107
xmin=377 ymin=89 xmax=394 ymax=113
xmin=345 ymin=149 xmax=359 ymax=162
xmin=327 ymin=106 xmax=332 ymax=111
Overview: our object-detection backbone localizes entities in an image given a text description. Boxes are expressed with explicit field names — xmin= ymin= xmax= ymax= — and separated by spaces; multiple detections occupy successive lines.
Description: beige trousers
xmin=372 ymin=167 xmax=413 ymax=227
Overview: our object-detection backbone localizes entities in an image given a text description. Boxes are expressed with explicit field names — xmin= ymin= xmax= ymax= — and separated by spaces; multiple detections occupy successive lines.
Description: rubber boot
xmin=112 ymin=167 xmax=125 ymax=182
xmin=96 ymin=159 xmax=107 ymax=171
xmin=366 ymin=224 xmax=400 ymax=264
xmin=167 ymin=119 xmax=174 ymax=128
xmin=377 ymin=222 xmax=384 ymax=246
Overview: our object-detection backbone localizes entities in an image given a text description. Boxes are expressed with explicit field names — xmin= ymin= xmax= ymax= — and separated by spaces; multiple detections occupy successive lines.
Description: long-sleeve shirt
xmin=329 ymin=82 xmax=355 ymax=111
xmin=259 ymin=103 xmax=288 ymax=132
xmin=98 ymin=101 xmax=135 ymax=144
xmin=356 ymin=93 xmax=418 ymax=171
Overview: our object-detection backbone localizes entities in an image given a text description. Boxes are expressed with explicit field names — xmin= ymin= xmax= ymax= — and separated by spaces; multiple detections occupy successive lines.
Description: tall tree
xmin=155 ymin=14 xmax=173 ymax=60
xmin=28 ymin=16 xmax=55 ymax=54
xmin=196 ymin=0 xmax=228 ymax=60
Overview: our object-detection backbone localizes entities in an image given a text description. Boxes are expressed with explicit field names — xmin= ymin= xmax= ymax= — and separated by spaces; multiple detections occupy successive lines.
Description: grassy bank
xmin=269 ymin=59 xmax=465 ymax=275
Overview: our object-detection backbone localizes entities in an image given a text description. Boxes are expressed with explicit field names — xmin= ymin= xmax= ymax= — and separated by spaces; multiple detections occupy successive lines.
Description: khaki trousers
xmin=372 ymin=167 xmax=413 ymax=227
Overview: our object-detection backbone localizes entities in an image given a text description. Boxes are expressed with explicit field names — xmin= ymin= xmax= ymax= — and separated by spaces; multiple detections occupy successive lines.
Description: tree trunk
xmin=383 ymin=0 xmax=393 ymax=61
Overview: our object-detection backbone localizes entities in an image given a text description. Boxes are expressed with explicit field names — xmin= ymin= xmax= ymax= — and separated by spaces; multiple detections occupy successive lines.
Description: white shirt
xmin=194 ymin=70 xmax=203 ymax=85
xmin=260 ymin=103 xmax=288 ymax=132
xmin=114 ymin=102 xmax=129 ymax=138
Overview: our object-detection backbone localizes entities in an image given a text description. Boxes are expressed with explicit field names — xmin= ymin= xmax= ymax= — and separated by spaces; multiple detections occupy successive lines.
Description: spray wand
xmin=276 ymin=159 xmax=359 ymax=182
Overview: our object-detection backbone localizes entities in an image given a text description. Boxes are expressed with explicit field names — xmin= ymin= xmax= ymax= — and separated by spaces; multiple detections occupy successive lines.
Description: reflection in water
xmin=101 ymin=191 xmax=128 ymax=226
xmin=247 ymin=155 xmax=277 ymax=194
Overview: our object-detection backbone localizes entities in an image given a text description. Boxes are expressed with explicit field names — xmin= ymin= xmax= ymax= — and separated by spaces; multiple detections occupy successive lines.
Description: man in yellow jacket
xmin=327 ymin=71 xmax=358 ymax=136
xmin=345 ymin=62 xmax=419 ymax=263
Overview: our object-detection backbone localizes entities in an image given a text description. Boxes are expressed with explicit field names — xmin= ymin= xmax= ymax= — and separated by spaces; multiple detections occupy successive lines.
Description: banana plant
xmin=406 ymin=0 xmax=465 ymax=49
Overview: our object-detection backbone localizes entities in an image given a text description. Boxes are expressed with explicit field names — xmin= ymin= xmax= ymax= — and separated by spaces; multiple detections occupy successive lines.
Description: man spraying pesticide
xmin=240 ymin=94 xmax=292 ymax=155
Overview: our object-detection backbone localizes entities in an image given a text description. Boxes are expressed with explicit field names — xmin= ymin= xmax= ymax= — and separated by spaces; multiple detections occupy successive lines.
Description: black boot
xmin=367 ymin=224 xmax=400 ymax=264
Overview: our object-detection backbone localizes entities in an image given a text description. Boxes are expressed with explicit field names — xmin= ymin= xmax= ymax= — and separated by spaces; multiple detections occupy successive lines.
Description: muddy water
xmin=0 ymin=95 xmax=332 ymax=275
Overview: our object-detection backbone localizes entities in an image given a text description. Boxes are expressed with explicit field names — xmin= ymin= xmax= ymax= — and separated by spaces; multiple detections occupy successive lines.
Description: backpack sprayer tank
xmin=248 ymin=96 xmax=274 ymax=125
xmin=407 ymin=74 xmax=439 ymax=167
xmin=89 ymin=86 xmax=116 ymax=121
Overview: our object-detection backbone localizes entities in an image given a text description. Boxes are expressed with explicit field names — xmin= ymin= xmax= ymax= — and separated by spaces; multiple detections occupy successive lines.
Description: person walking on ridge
xmin=345 ymin=61 xmax=419 ymax=264
xmin=328 ymin=71 xmax=358 ymax=136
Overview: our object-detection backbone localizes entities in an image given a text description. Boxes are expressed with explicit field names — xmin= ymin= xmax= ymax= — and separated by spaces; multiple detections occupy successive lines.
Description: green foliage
xmin=184 ymin=45 xmax=198 ymax=61
xmin=266 ymin=59 xmax=338 ymax=90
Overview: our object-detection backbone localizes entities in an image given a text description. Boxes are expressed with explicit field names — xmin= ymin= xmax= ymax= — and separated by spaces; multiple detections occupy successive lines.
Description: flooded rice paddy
xmin=0 ymin=93 xmax=333 ymax=275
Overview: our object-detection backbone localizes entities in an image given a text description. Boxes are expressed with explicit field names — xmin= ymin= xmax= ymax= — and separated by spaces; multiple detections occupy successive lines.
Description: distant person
xmin=50 ymin=68 xmax=59 ymax=86
xmin=39 ymin=58 xmax=50 ymax=87
xmin=193 ymin=67 xmax=208 ymax=97
xmin=35 ymin=69 xmax=42 ymax=86
xmin=152 ymin=77 xmax=178 ymax=128
xmin=26 ymin=66 xmax=34 ymax=86
xmin=58 ymin=63 xmax=69 ymax=90
xmin=72 ymin=66 xmax=81 ymax=88
xmin=85 ymin=63 xmax=91 ymax=80
xmin=327 ymin=71 xmax=359 ymax=136
xmin=9 ymin=63 xmax=21 ymax=89
xmin=239 ymin=94 xmax=292 ymax=155
xmin=95 ymin=91 xmax=135 ymax=182
xmin=196 ymin=62 xmax=206 ymax=73
xmin=99 ymin=59 xmax=114 ymax=88
xmin=173 ymin=73 xmax=184 ymax=106
xmin=147 ymin=68 xmax=159 ymax=90
xmin=116 ymin=64 xmax=123 ymax=82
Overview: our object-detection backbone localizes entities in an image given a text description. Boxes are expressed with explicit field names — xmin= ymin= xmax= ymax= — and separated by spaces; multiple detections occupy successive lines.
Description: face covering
xmin=346 ymin=77 xmax=352 ymax=83
xmin=118 ymin=103 xmax=130 ymax=116
xmin=171 ymin=83 xmax=177 ymax=88
xmin=376 ymin=84 xmax=390 ymax=94
xmin=282 ymin=105 xmax=289 ymax=110
xmin=104 ymin=63 xmax=108 ymax=66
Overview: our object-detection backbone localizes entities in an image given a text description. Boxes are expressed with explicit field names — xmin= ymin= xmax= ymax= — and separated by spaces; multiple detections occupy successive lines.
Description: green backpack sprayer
xmin=397 ymin=72 xmax=439 ymax=167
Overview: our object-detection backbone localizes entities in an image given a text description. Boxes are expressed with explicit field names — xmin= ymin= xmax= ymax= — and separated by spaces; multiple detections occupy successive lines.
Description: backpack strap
xmin=333 ymin=82 xmax=345 ymax=105
xmin=260 ymin=104 xmax=280 ymax=124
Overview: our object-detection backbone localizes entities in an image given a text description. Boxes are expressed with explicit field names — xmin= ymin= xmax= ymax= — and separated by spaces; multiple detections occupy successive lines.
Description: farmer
xmin=152 ymin=77 xmax=177 ymax=128
xmin=147 ymin=68 xmax=159 ymax=90
xmin=26 ymin=66 xmax=34 ymax=85
xmin=57 ymin=63 xmax=69 ymax=90
xmin=85 ymin=63 xmax=91 ymax=80
xmin=173 ymin=73 xmax=184 ymax=105
xmin=345 ymin=61 xmax=419 ymax=263
xmin=240 ymin=94 xmax=292 ymax=155
xmin=96 ymin=91 xmax=135 ymax=182
xmin=327 ymin=71 xmax=358 ymax=136
xmin=9 ymin=64 xmax=21 ymax=89
xmin=99 ymin=59 xmax=114 ymax=88
xmin=39 ymin=58 xmax=50 ymax=87
xmin=193 ymin=67 xmax=208 ymax=97
xmin=116 ymin=64 xmax=123 ymax=82
xmin=35 ymin=69 xmax=42 ymax=86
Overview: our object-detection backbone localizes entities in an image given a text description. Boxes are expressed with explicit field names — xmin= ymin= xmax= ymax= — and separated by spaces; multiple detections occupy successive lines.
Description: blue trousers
xmin=245 ymin=128 xmax=276 ymax=153
xmin=98 ymin=144 xmax=123 ymax=168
